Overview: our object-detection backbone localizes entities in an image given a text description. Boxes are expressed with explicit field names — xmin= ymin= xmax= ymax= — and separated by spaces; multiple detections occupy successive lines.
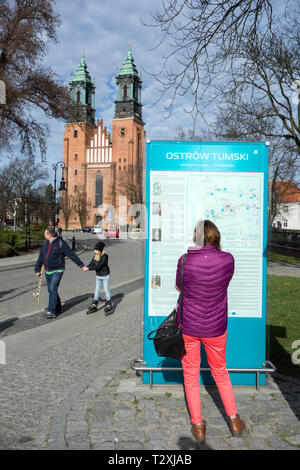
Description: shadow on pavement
xmin=0 ymin=317 xmax=18 ymax=334
xmin=60 ymin=293 xmax=92 ymax=314
xmin=177 ymin=436 xmax=212 ymax=450
xmin=0 ymin=288 xmax=17 ymax=299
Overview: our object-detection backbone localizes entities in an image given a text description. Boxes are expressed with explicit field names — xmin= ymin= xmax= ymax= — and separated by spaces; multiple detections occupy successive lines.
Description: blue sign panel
xmin=144 ymin=140 xmax=269 ymax=386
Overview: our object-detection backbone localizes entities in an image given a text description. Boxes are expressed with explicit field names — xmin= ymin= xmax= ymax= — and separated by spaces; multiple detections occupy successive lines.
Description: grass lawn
xmin=268 ymin=275 xmax=300 ymax=379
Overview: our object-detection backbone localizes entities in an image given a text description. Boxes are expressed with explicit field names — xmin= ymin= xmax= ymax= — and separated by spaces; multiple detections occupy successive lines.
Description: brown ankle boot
xmin=191 ymin=421 xmax=206 ymax=444
xmin=228 ymin=414 xmax=246 ymax=437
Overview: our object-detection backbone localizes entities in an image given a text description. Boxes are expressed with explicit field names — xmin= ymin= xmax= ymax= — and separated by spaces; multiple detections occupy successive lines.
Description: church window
xmin=74 ymin=129 xmax=78 ymax=138
xmin=119 ymin=158 xmax=121 ymax=162
xmin=74 ymin=185 xmax=78 ymax=191
xmin=95 ymin=173 xmax=103 ymax=207
xmin=76 ymin=91 xmax=81 ymax=103
xmin=119 ymin=166 xmax=121 ymax=171
xmin=75 ymin=153 xmax=78 ymax=160
xmin=75 ymin=169 xmax=78 ymax=175
xmin=124 ymin=166 xmax=126 ymax=171
xmin=123 ymin=85 xmax=127 ymax=99
xmin=124 ymin=158 xmax=126 ymax=162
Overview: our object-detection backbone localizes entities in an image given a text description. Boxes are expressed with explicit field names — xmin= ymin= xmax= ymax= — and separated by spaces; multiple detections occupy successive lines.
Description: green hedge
xmin=0 ymin=229 xmax=21 ymax=247
xmin=20 ymin=223 xmax=48 ymax=241
xmin=0 ymin=243 xmax=17 ymax=258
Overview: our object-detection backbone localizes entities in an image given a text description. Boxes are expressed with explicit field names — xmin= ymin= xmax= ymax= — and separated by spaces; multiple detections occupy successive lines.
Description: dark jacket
xmin=176 ymin=245 xmax=234 ymax=338
xmin=35 ymin=237 xmax=84 ymax=273
xmin=87 ymin=253 xmax=110 ymax=276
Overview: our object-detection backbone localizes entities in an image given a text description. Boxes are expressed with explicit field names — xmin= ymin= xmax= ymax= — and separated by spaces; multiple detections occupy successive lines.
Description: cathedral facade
xmin=59 ymin=48 xmax=145 ymax=230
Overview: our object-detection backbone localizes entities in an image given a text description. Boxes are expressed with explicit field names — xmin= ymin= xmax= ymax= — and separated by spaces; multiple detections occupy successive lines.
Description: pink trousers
xmin=181 ymin=331 xmax=237 ymax=424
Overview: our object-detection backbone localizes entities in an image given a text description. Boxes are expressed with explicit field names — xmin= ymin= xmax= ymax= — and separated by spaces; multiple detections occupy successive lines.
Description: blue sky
xmin=37 ymin=0 xmax=196 ymax=173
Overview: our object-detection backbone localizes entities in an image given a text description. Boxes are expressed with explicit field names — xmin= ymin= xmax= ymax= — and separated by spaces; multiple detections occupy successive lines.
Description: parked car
xmin=83 ymin=226 xmax=93 ymax=233
xmin=91 ymin=225 xmax=103 ymax=234
xmin=105 ymin=227 xmax=119 ymax=239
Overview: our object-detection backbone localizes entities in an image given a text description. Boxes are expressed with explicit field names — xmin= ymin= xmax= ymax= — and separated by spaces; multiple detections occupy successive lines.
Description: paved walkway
xmin=62 ymin=367 xmax=300 ymax=451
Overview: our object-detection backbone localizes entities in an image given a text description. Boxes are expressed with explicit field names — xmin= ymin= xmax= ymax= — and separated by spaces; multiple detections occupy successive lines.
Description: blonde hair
xmin=193 ymin=220 xmax=221 ymax=250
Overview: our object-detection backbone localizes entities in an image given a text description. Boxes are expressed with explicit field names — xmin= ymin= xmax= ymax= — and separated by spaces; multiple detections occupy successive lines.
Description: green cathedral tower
xmin=115 ymin=48 xmax=143 ymax=123
xmin=69 ymin=53 xmax=96 ymax=126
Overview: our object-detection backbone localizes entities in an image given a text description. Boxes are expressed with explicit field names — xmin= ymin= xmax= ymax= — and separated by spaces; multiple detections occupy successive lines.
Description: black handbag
xmin=147 ymin=255 xmax=187 ymax=360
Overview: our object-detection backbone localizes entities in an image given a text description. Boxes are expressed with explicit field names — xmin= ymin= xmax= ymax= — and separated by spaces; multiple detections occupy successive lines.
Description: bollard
xmin=72 ymin=236 xmax=76 ymax=251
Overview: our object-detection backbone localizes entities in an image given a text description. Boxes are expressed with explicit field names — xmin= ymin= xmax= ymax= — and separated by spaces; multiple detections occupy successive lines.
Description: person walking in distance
xmin=86 ymin=241 xmax=113 ymax=315
xmin=35 ymin=228 xmax=88 ymax=319
xmin=175 ymin=220 xmax=246 ymax=444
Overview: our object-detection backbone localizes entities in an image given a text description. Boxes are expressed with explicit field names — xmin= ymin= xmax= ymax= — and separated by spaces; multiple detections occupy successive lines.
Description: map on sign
xmin=187 ymin=173 xmax=263 ymax=249
xmin=149 ymin=171 xmax=264 ymax=318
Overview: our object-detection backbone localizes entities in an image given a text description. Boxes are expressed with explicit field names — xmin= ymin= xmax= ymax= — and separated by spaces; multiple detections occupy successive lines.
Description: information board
xmin=144 ymin=140 xmax=269 ymax=386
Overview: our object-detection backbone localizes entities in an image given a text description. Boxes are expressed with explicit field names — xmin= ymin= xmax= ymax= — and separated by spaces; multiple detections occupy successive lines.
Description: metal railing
xmin=131 ymin=359 xmax=276 ymax=391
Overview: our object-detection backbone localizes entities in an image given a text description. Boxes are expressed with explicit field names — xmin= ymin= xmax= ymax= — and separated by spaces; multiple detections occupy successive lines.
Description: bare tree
xmin=0 ymin=0 xmax=71 ymax=159
xmin=117 ymin=165 xmax=143 ymax=205
xmin=71 ymin=188 xmax=90 ymax=229
xmin=145 ymin=1 xmax=300 ymax=155
xmin=0 ymin=156 xmax=48 ymax=224
xmin=144 ymin=0 xmax=274 ymax=105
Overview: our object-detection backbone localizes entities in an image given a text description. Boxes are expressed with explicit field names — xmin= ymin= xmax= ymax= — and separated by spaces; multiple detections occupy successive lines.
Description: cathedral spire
xmin=117 ymin=47 xmax=141 ymax=80
xmin=69 ymin=52 xmax=96 ymax=126
xmin=70 ymin=52 xmax=95 ymax=87
xmin=114 ymin=47 xmax=143 ymax=122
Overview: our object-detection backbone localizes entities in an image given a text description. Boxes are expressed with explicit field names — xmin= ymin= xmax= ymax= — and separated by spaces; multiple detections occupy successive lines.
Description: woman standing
xmin=175 ymin=220 xmax=246 ymax=444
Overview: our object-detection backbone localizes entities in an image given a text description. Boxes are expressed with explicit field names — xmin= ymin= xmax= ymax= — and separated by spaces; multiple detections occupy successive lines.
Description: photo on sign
xmin=152 ymin=228 xmax=162 ymax=242
xmin=152 ymin=275 xmax=161 ymax=289
xmin=153 ymin=182 xmax=162 ymax=196
xmin=152 ymin=202 xmax=162 ymax=216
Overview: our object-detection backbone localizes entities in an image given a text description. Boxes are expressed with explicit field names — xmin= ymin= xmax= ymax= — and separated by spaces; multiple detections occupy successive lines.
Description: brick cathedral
xmin=59 ymin=48 xmax=145 ymax=229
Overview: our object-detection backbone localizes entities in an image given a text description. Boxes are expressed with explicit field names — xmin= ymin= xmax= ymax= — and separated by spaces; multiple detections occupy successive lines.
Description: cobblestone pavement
xmin=65 ymin=370 xmax=300 ymax=451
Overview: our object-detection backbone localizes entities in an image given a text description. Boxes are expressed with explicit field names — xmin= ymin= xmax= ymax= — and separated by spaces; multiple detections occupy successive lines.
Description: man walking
xmin=35 ymin=228 xmax=88 ymax=319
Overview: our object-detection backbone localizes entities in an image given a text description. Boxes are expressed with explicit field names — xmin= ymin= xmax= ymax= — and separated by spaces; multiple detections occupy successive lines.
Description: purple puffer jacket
xmin=176 ymin=245 xmax=234 ymax=338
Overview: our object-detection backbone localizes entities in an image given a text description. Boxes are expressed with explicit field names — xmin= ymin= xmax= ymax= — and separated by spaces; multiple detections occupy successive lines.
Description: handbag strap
xmin=179 ymin=254 xmax=187 ymax=327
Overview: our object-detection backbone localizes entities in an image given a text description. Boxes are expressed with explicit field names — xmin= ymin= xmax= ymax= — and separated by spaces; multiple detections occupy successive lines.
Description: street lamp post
xmin=52 ymin=161 xmax=66 ymax=228
xmin=13 ymin=200 xmax=18 ymax=232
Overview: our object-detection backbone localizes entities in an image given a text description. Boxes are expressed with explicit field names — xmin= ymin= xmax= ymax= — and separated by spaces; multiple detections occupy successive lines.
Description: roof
xmin=271 ymin=181 xmax=300 ymax=203
xmin=117 ymin=48 xmax=141 ymax=79
xmin=70 ymin=53 xmax=95 ymax=86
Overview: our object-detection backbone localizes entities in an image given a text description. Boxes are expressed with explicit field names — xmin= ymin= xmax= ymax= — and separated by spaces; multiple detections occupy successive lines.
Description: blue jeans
xmin=45 ymin=271 xmax=64 ymax=314
xmin=94 ymin=275 xmax=111 ymax=302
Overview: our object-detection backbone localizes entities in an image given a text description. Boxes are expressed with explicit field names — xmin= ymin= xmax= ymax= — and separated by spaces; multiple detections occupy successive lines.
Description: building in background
xmin=272 ymin=181 xmax=300 ymax=230
xmin=59 ymin=48 xmax=145 ymax=230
